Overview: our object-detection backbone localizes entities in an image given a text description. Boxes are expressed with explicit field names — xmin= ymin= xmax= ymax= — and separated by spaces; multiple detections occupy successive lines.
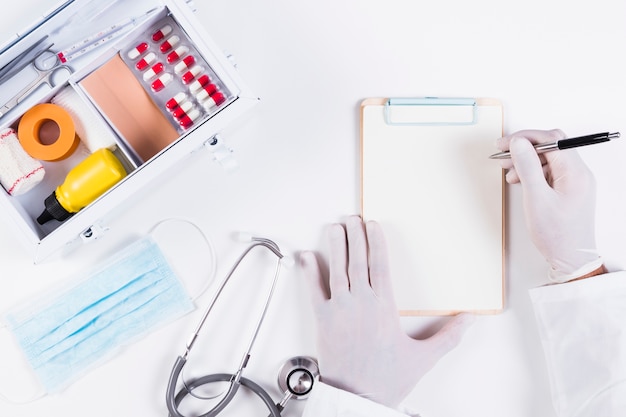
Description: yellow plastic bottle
xmin=37 ymin=148 xmax=127 ymax=225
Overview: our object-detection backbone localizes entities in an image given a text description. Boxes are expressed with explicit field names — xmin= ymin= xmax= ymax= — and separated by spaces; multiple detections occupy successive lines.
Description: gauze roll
xmin=0 ymin=128 xmax=45 ymax=196
xmin=51 ymin=86 xmax=118 ymax=152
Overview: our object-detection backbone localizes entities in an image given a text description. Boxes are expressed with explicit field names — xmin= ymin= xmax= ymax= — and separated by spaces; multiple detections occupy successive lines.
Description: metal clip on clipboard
xmin=384 ymin=97 xmax=477 ymax=126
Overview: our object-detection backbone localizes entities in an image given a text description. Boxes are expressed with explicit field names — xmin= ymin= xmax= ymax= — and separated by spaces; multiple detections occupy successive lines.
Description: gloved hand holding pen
xmin=496 ymin=129 xmax=605 ymax=283
xmin=300 ymin=215 xmax=475 ymax=408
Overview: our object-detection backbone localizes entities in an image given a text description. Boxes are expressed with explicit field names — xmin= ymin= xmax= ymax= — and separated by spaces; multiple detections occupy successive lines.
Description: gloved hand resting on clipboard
xmin=300 ymin=216 xmax=475 ymax=409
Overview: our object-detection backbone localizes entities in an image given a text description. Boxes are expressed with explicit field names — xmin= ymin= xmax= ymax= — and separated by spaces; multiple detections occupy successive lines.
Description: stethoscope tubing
xmin=167 ymin=360 xmax=282 ymax=417
xmin=166 ymin=238 xmax=287 ymax=417
xmin=182 ymin=239 xmax=283 ymax=359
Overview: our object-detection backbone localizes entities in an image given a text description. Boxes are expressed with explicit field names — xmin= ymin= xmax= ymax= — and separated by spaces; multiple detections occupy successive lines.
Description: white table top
xmin=1 ymin=0 xmax=625 ymax=416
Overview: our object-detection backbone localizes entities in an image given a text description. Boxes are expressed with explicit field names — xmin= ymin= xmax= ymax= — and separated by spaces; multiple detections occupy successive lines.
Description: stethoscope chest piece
xmin=277 ymin=356 xmax=319 ymax=399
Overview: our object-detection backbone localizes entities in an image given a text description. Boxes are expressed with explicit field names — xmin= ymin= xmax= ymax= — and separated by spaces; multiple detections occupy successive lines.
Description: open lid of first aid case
xmin=0 ymin=0 xmax=258 ymax=262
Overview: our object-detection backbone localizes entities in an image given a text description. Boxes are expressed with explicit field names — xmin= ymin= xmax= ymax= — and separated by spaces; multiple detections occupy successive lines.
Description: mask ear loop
xmin=148 ymin=217 xmax=217 ymax=301
xmin=0 ymin=324 xmax=47 ymax=404
xmin=148 ymin=218 xmax=228 ymax=401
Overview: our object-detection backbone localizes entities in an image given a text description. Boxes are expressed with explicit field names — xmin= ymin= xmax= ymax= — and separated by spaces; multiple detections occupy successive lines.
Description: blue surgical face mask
xmin=2 ymin=236 xmax=195 ymax=397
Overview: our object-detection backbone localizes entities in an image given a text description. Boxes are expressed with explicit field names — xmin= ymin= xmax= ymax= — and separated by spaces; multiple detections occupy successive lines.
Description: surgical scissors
xmin=166 ymin=235 xmax=315 ymax=417
xmin=0 ymin=44 xmax=72 ymax=117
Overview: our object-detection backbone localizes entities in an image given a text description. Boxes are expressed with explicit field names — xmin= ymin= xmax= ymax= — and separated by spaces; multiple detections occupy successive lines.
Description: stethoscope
xmin=166 ymin=236 xmax=320 ymax=417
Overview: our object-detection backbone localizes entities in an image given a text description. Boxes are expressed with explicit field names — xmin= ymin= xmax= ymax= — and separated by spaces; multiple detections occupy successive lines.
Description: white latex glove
xmin=496 ymin=129 xmax=603 ymax=283
xmin=300 ymin=216 xmax=475 ymax=408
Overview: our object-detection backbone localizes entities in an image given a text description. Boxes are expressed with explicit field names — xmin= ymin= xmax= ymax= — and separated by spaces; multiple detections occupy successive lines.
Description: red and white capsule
xmin=166 ymin=92 xmax=188 ymax=110
xmin=181 ymin=65 xmax=203 ymax=84
xmin=189 ymin=74 xmax=210 ymax=93
xmin=174 ymin=55 xmax=196 ymax=74
xmin=135 ymin=52 xmax=156 ymax=70
xmin=179 ymin=108 xmax=202 ymax=130
xmin=171 ymin=101 xmax=194 ymax=120
xmin=201 ymin=92 xmax=226 ymax=111
xmin=152 ymin=24 xmax=172 ymax=42
xmin=167 ymin=46 xmax=189 ymax=64
xmin=160 ymin=35 xmax=180 ymax=53
xmin=127 ymin=42 xmax=148 ymax=59
xmin=151 ymin=73 xmax=173 ymax=92
xmin=194 ymin=83 xmax=218 ymax=102
xmin=142 ymin=62 xmax=164 ymax=81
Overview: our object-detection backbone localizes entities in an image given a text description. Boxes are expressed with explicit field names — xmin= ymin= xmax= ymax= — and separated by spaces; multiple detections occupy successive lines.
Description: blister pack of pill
xmin=121 ymin=16 xmax=231 ymax=132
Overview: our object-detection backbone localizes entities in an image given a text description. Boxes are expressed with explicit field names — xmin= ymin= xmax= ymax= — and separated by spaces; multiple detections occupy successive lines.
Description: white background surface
xmin=1 ymin=0 xmax=625 ymax=416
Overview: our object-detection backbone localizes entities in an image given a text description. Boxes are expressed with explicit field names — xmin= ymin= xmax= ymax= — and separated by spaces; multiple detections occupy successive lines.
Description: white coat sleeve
xmin=302 ymin=382 xmax=415 ymax=417
xmin=529 ymin=271 xmax=626 ymax=417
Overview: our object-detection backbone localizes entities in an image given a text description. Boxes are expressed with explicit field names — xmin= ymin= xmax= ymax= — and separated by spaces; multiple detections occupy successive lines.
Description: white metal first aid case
xmin=0 ymin=0 xmax=258 ymax=262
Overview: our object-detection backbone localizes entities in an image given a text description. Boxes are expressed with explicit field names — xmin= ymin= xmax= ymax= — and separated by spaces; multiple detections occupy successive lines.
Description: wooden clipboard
xmin=360 ymin=97 xmax=505 ymax=315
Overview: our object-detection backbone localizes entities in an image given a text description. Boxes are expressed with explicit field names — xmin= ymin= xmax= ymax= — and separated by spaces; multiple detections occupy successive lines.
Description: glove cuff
xmin=548 ymin=257 xmax=605 ymax=284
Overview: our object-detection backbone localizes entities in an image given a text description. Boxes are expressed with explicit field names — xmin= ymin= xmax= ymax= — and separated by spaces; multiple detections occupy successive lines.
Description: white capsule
xmin=151 ymin=73 xmax=173 ymax=92
xmin=179 ymin=108 xmax=202 ymax=129
xmin=135 ymin=52 xmax=156 ymax=70
xmin=195 ymin=83 xmax=218 ymax=102
xmin=181 ymin=65 xmax=203 ymax=84
xmin=160 ymin=35 xmax=180 ymax=53
xmin=166 ymin=92 xmax=188 ymax=110
xmin=174 ymin=55 xmax=196 ymax=73
xmin=200 ymin=92 xmax=226 ymax=111
xmin=143 ymin=62 xmax=164 ymax=81
xmin=127 ymin=42 xmax=149 ymax=59
xmin=167 ymin=46 xmax=189 ymax=64
xmin=171 ymin=100 xmax=194 ymax=119
xmin=188 ymin=74 xmax=210 ymax=93
xmin=152 ymin=24 xmax=173 ymax=42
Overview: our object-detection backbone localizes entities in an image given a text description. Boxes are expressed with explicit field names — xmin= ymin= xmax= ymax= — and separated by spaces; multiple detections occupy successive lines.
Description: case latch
xmin=204 ymin=134 xmax=238 ymax=172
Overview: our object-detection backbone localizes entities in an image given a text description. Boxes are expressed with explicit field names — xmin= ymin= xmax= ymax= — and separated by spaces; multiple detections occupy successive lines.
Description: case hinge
xmin=80 ymin=222 xmax=109 ymax=243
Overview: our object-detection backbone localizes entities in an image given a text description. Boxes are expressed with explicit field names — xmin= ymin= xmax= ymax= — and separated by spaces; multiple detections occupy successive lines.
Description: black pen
xmin=489 ymin=131 xmax=621 ymax=159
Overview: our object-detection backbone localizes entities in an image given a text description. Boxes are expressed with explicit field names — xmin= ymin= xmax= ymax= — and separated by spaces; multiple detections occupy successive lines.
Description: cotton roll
xmin=51 ymin=86 xmax=118 ymax=152
xmin=0 ymin=128 xmax=45 ymax=196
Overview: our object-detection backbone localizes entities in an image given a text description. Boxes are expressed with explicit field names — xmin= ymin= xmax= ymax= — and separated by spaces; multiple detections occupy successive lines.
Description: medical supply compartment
xmin=0 ymin=0 xmax=258 ymax=262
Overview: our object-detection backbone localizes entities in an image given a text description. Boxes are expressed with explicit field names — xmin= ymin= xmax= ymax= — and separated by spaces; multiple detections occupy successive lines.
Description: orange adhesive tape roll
xmin=17 ymin=103 xmax=80 ymax=161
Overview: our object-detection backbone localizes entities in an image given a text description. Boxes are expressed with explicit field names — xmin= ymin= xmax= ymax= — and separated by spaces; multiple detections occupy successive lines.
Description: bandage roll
xmin=51 ymin=86 xmax=118 ymax=153
xmin=17 ymin=103 xmax=80 ymax=161
xmin=0 ymin=128 xmax=45 ymax=196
